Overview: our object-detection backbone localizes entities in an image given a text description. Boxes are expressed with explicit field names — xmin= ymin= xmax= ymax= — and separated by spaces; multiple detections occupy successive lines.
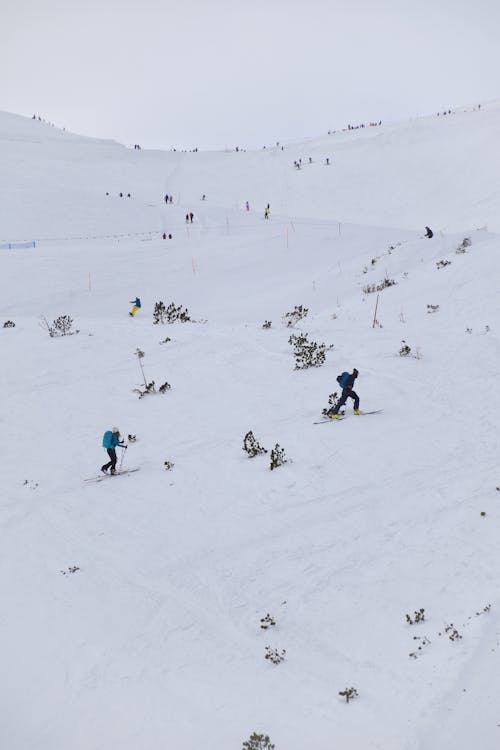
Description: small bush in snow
xmin=23 ymin=479 xmax=39 ymax=490
xmin=455 ymin=237 xmax=471 ymax=254
xmin=154 ymin=301 xmax=191 ymax=324
xmin=363 ymin=277 xmax=397 ymax=294
xmin=243 ymin=431 xmax=268 ymax=458
xmin=427 ymin=304 xmax=440 ymax=314
xmin=133 ymin=381 xmax=156 ymax=398
xmin=399 ymin=341 xmax=412 ymax=357
xmin=3 ymin=320 xmax=15 ymax=328
xmin=41 ymin=314 xmax=78 ymax=337
xmin=322 ymin=392 xmax=342 ymax=417
xmin=164 ymin=460 xmax=174 ymax=471
xmin=159 ymin=336 xmax=171 ymax=345
xmin=133 ymin=348 xmax=171 ymax=398
xmin=260 ymin=614 xmax=276 ymax=630
xmin=436 ymin=259 xmax=451 ymax=269
xmin=128 ymin=434 xmax=137 ymax=442
xmin=282 ymin=304 xmax=308 ymax=327
xmin=264 ymin=646 xmax=286 ymax=664
xmin=338 ymin=687 xmax=359 ymax=703
xmin=60 ymin=566 xmax=80 ymax=576
xmin=262 ymin=320 xmax=272 ymax=329
xmin=439 ymin=623 xmax=462 ymax=642
xmin=406 ymin=608 xmax=425 ymax=625
xmin=270 ymin=444 xmax=287 ymax=470
xmin=288 ymin=332 xmax=331 ymax=369
xmin=242 ymin=733 xmax=275 ymax=750
xmin=133 ymin=381 xmax=171 ymax=398
xmin=409 ymin=635 xmax=431 ymax=659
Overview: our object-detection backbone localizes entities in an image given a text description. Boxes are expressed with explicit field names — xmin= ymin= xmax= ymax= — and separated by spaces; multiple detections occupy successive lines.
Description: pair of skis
xmin=84 ymin=468 xmax=140 ymax=483
xmin=313 ymin=410 xmax=382 ymax=425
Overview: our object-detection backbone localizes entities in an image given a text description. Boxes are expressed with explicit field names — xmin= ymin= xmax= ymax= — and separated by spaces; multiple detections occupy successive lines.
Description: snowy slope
xmin=1 ymin=106 xmax=500 ymax=750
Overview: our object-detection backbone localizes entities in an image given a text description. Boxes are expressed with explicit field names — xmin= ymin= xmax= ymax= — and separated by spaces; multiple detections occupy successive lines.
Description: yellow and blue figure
xmin=129 ymin=297 xmax=141 ymax=316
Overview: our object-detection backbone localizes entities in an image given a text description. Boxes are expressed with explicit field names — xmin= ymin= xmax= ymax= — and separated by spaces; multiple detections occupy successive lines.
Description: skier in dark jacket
xmin=101 ymin=427 xmax=126 ymax=474
xmin=424 ymin=226 xmax=434 ymax=238
xmin=328 ymin=369 xmax=360 ymax=418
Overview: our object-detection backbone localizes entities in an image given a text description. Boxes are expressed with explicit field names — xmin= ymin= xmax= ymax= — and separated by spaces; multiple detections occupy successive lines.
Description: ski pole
xmin=119 ymin=445 xmax=127 ymax=471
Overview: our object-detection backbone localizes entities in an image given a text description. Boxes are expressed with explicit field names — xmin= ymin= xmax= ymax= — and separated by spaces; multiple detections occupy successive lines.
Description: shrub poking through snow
xmin=154 ymin=301 xmax=191 ymax=323
xmin=322 ymin=392 xmax=341 ymax=417
xmin=164 ymin=460 xmax=174 ymax=471
xmin=440 ymin=623 xmax=462 ymax=641
xmin=262 ymin=320 xmax=272 ymax=328
xmin=242 ymin=733 xmax=275 ymax=750
xmin=270 ymin=444 xmax=287 ymax=470
xmin=406 ymin=608 xmax=425 ymax=625
xmin=427 ymin=304 xmax=440 ymax=314
xmin=60 ymin=566 xmax=80 ymax=576
xmin=3 ymin=320 xmax=15 ymax=328
xmin=282 ymin=304 xmax=308 ymax=327
xmin=41 ymin=314 xmax=78 ymax=337
xmin=363 ymin=277 xmax=397 ymax=294
xmin=409 ymin=636 xmax=431 ymax=658
xmin=436 ymin=259 xmax=451 ymax=269
xmin=265 ymin=646 xmax=286 ymax=664
xmin=456 ymin=237 xmax=471 ymax=254
xmin=134 ymin=381 xmax=157 ymax=398
xmin=128 ymin=434 xmax=137 ymax=442
xmin=159 ymin=336 xmax=171 ymax=345
xmin=133 ymin=348 xmax=171 ymax=398
xmin=243 ymin=431 xmax=267 ymax=457
xmin=399 ymin=340 xmax=412 ymax=357
xmin=288 ymin=332 xmax=331 ymax=369
xmin=260 ymin=614 xmax=276 ymax=630
xmin=339 ymin=687 xmax=359 ymax=703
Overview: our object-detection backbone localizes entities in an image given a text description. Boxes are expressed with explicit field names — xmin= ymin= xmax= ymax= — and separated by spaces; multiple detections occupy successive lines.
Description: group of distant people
xmin=293 ymin=156 xmax=331 ymax=169
xmin=105 ymin=192 xmax=131 ymax=198
xmin=133 ymin=144 xmax=141 ymax=150
xmin=164 ymin=194 xmax=174 ymax=204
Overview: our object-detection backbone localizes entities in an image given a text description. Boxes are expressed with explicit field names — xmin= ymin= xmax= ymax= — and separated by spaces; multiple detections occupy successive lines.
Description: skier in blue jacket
xmin=101 ymin=427 xmax=126 ymax=474
xmin=328 ymin=369 xmax=361 ymax=418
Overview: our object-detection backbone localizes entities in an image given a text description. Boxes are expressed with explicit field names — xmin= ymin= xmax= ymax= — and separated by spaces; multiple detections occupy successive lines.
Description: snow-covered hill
xmin=1 ymin=105 xmax=500 ymax=750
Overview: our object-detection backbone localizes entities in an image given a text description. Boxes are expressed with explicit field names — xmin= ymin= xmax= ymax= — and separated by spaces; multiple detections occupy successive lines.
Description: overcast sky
xmin=2 ymin=0 xmax=499 ymax=150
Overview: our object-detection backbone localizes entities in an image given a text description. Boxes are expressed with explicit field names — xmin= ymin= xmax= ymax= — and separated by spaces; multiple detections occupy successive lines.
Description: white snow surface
xmin=1 ymin=105 xmax=500 ymax=749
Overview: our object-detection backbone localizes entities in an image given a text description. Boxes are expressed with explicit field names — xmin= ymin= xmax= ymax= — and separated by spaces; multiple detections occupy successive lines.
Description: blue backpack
xmin=337 ymin=371 xmax=350 ymax=388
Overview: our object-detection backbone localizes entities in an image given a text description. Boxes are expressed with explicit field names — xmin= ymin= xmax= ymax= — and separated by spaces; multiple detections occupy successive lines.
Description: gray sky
xmin=2 ymin=0 xmax=499 ymax=150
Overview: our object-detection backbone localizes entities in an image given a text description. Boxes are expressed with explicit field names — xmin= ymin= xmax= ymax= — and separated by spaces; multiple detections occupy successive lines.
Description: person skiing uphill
xmin=129 ymin=297 xmax=141 ymax=316
xmin=328 ymin=368 xmax=361 ymax=418
xmin=101 ymin=428 xmax=126 ymax=475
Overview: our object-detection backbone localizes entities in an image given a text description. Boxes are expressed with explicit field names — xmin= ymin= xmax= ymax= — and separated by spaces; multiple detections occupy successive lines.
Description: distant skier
xmin=129 ymin=297 xmax=141 ymax=316
xmin=424 ymin=226 xmax=434 ymax=238
xmin=101 ymin=427 xmax=126 ymax=475
xmin=246 ymin=201 xmax=250 ymax=211
xmin=189 ymin=212 xmax=194 ymax=223
xmin=165 ymin=194 xmax=169 ymax=204
xmin=185 ymin=213 xmax=189 ymax=223
xmin=328 ymin=369 xmax=361 ymax=418
xmin=264 ymin=206 xmax=270 ymax=219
